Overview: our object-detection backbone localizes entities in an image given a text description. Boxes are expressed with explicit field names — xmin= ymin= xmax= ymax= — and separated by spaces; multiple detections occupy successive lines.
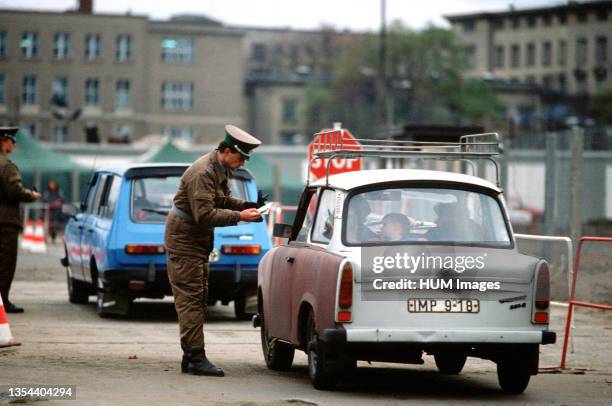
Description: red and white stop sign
xmin=307 ymin=129 xmax=362 ymax=180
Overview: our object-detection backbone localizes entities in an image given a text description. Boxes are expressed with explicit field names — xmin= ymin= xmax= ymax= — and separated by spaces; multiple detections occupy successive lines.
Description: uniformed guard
xmin=165 ymin=125 xmax=265 ymax=376
xmin=0 ymin=127 xmax=41 ymax=313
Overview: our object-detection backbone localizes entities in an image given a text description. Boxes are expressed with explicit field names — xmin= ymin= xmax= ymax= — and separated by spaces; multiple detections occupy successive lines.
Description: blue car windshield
xmin=131 ymin=176 xmax=248 ymax=223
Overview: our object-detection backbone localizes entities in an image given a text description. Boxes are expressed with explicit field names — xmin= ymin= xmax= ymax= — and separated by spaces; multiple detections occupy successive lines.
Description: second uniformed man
xmin=165 ymin=125 xmax=263 ymax=376
xmin=0 ymin=127 xmax=41 ymax=313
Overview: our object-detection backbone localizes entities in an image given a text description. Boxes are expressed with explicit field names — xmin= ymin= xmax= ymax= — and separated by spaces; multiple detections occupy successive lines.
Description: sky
xmin=2 ymin=0 xmax=564 ymax=31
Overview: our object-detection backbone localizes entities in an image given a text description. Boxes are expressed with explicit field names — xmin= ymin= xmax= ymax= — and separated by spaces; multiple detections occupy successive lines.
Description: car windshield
xmin=344 ymin=187 xmax=511 ymax=247
xmin=130 ymin=175 xmax=249 ymax=223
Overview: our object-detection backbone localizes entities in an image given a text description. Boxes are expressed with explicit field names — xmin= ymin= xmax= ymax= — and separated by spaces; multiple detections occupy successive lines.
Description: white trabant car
xmin=254 ymin=133 xmax=555 ymax=393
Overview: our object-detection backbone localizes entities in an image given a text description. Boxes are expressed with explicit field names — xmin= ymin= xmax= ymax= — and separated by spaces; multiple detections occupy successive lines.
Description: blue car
xmin=61 ymin=163 xmax=271 ymax=318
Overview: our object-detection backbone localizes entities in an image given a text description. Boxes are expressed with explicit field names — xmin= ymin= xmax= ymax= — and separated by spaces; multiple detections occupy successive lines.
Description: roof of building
xmin=310 ymin=169 xmax=501 ymax=193
xmin=445 ymin=0 xmax=612 ymax=22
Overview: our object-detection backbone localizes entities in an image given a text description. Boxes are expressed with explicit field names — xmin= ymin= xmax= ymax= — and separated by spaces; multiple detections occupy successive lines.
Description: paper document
xmin=257 ymin=203 xmax=273 ymax=214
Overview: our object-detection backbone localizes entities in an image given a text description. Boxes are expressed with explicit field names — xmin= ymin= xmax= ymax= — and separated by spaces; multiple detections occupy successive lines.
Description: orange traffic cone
xmin=0 ymin=296 xmax=21 ymax=348
xmin=20 ymin=219 xmax=34 ymax=252
xmin=30 ymin=219 xmax=47 ymax=253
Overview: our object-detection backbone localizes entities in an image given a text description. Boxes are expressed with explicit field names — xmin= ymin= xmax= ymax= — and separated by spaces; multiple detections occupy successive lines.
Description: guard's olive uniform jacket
xmin=165 ymin=151 xmax=254 ymax=258
xmin=0 ymin=152 xmax=36 ymax=229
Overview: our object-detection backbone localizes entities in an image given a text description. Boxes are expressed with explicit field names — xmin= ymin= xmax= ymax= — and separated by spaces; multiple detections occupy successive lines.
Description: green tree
xmin=305 ymin=22 xmax=502 ymax=136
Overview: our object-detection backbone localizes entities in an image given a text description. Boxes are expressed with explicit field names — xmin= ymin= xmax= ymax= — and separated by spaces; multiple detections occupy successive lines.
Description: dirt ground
xmin=0 ymin=244 xmax=611 ymax=405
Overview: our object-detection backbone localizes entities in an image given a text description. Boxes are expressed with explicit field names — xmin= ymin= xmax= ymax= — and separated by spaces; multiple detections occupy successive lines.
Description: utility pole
xmin=378 ymin=0 xmax=392 ymax=131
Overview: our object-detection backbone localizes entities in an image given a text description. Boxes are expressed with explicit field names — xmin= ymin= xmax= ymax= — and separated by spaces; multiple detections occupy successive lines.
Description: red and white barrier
xmin=30 ymin=219 xmax=47 ymax=253
xmin=20 ymin=219 xmax=34 ymax=251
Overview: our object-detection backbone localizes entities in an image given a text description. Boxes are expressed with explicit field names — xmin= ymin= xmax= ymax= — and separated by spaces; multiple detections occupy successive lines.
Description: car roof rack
xmin=308 ymin=129 xmax=502 ymax=187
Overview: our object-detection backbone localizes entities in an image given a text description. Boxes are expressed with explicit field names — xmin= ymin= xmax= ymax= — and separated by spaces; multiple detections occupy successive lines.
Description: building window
xmin=161 ymin=81 xmax=194 ymax=112
xmin=576 ymin=75 xmax=588 ymax=94
xmin=492 ymin=18 xmax=504 ymax=30
xmin=511 ymin=17 xmax=520 ymax=29
xmin=51 ymin=77 xmax=69 ymax=107
xmin=116 ymin=35 xmax=131 ymax=62
xmin=282 ymin=98 xmax=298 ymax=124
xmin=542 ymin=42 xmax=552 ymax=67
xmin=0 ymin=32 xmax=6 ymax=57
xmin=542 ymin=75 xmax=554 ymax=90
xmin=526 ymin=43 xmax=536 ymax=67
xmin=596 ymin=9 xmax=608 ymax=21
xmin=85 ymin=78 xmax=100 ymax=105
xmin=53 ymin=32 xmax=70 ymax=60
xmin=595 ymin=36 xmax=607 ymax=63
xmin=542 ymin=15 xmax=551 ymax=26
xmin=20 ymin=123 xmax=36 ymax=139
xmin=21 ymin=32 xmax=38 ymax=59
xmin=527 ymin=15 xmax=536 ymax=28
xmin=558 ymin=12 xmax=567 ymax=25
xmin=558 ymin=74 xmax=567 ymax=93
xmin=526 ymin=75 xmax=536 ymax=85
xmin=162 ymin=126 xmax=194 ymax=141
xmin=0 ymin=75 xmax=4 ymax=104
xmin=462 ymin=20 xmax=475 ymax=33
xmin=511 ymin=44 xmax=521 ymax=68
xmin=161 ymin=38 xmax=194 ymax=64
xmin=464 ymin=45 xmax=476 ymax=69
xmin=22 ymin=75 xmax=36 ymax=105
xmin=576 ymin=38 xmax=587 ymax=65
xmin=251 ymin=43 xmax=266 ymax=63
xmin=115 ymin=79 xmax=131 ymax=108
xmin=53 ymin=124 xmax=68 ymax=143
xmin=494 ymin=45 xmax=505 ymax=68
xmin=576 ymin=11 xmax=587 ymax=23
xmin=558 ymin=40 xmax=567 ymax=66
xmin=85 ymin=34 xmax=101 ymax=61
xmin=113 ymin=125 xmax=131 ymax=142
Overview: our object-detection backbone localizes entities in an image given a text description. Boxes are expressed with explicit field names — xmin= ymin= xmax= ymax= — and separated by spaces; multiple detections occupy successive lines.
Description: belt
xmin=171 ymin=206 xmax=195 ymax=224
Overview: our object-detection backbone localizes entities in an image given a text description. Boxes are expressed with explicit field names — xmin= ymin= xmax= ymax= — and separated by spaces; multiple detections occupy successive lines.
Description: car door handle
xmin=285 ymin=256 xmax=295 ymax=264
xmin=86 ymin=228 xmax=94 ymax=234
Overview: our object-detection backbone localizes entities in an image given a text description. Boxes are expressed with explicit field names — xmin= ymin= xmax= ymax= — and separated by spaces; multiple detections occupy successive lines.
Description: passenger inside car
xmin=427 ymin=201 xmax=483 ymax=242
xmin=346 ymin=195 xmax=377 ymax=243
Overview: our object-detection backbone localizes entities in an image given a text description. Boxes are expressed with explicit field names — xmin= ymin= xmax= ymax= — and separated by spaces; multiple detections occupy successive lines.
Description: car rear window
xmin=344 ymin=187 xmax=511 ymax=247
xmin=131 ymin=176 xmax=181 ymax=223
xmin=130 ymin=175 xmax=249 ymax=223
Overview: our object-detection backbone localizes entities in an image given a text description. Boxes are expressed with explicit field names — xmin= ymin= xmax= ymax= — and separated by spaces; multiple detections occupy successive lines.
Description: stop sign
xmin=307 ymin=129 xmax=362 ymax=180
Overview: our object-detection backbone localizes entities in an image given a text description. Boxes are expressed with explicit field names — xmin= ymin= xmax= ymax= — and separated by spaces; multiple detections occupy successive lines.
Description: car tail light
xmin=221 ymin=245 xmax=261 ymax=255
xmin=337 ymin=262 xmax=353 ymax=323
xmin=533 ymin=262 xmax=550 ymax=324
xmin=125 ymin=244 xmax=165 ymax=255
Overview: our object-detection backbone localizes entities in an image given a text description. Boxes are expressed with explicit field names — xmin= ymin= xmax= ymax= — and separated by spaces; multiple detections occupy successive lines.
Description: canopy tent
xmin=135 ymin=141 xmax=304 ymax=205
xmin=139 ymin=141 xmax=197 ymax=163
xmin=245 ymin=153 xmax=304 ymax=206
xmin=10 ymin=133 xmax=89 ymax=202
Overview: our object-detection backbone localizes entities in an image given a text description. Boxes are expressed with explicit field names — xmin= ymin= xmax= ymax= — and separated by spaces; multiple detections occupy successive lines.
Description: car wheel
xmin=66 ymin=269 xmax=90 ymax=304
xmin=259 ymin=306 xmax=294 ymax=371
xmin=234 ymin=294 xmax=254 ymax=321
xmin=306 ymin=310 xmax=337 ymax=390
xmin=497 ymin=359 xmax=531 ymax=394
xmin=434 ymin=352 xmax=467 ymax=374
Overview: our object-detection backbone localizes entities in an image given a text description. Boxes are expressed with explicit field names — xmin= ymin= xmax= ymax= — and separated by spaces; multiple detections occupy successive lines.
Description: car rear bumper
xmin=322 ymin=328 xmax=555 ymax=345
xmin=102 ymin=267 xmax=170 ymax=297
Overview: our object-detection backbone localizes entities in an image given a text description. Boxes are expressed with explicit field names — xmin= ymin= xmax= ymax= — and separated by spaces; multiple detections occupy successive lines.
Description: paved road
xmin=1 ymin=246 xmax=611 ymax=405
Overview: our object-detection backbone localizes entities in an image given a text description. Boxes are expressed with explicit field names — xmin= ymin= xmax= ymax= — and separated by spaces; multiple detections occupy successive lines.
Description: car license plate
xmin=408 ymin=299 xmax=480 ymax=313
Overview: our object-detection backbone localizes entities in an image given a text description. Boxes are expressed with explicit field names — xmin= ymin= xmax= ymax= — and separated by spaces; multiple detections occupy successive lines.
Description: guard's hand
xmin=32 ymin=192 xmax=42 ymax=201
xmin=257 ymin=190 xmax=269 ymax=208
xmin=240 ymin=208 xmax=261 ymax=222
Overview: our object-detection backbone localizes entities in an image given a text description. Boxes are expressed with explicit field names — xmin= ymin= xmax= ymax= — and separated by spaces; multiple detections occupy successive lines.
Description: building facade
xmin=446 ymin=1 xmax=611 ymax=96
xmin=0 ymin=7 xmax=244 ymax=143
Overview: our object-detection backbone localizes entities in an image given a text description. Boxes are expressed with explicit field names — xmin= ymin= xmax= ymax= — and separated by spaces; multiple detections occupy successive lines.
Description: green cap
xmin=224 ymin=125 xmax=262 ymax=158
xmin=0 ymin=127 xmax=19 ymax=143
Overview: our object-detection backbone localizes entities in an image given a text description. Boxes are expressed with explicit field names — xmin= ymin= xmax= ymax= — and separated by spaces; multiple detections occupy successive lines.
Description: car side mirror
xmin=273 ymin=223 xmax=292 ymax=239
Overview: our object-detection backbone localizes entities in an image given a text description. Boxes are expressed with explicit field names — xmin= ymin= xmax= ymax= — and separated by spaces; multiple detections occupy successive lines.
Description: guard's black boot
xmin=4 ymin=301 xmax=24 ymax=313
xmin=185 ymin=348 xmax=224 ymax=377
xmin=181 ymin=348 xmax=189 ymax=373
